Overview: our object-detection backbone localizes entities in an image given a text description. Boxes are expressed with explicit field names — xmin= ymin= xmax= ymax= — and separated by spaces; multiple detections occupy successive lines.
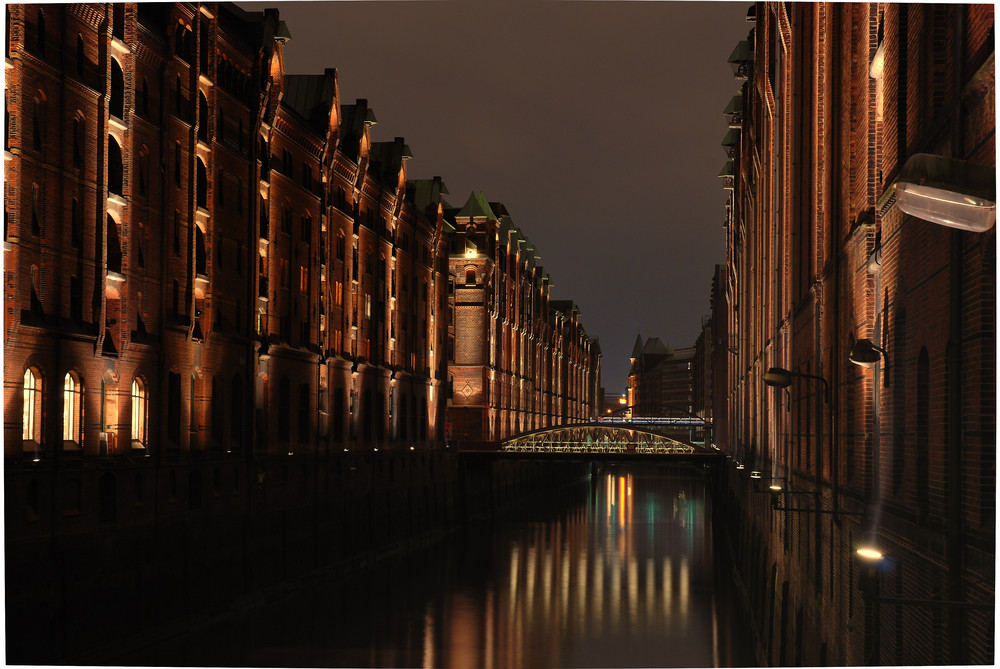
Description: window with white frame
xmin=23 ymin=368 xmax=41 ymax=443
xmin=62 ymin=372 xmax=83 ymax=445
xmin=131 ymin=378 xmax=148 ymax=447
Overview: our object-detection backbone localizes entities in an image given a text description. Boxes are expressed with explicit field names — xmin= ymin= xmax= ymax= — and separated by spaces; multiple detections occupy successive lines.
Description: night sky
xmin=243 ymin=0 xmax=752 ymax=397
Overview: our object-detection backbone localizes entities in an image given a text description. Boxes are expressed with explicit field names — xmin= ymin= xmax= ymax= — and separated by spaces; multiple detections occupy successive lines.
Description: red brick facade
xmin=717 ymin=3 xmax=994 ymax=664
xmin=3 ymin=3 xmax=461 ymax=462
xmin=445 ymin=193 xmax=600 ymax=442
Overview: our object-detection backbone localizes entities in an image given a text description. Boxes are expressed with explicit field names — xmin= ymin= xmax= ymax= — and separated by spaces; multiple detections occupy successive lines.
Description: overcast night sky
xmin=243 ymin=0 xmax=752 ymax=397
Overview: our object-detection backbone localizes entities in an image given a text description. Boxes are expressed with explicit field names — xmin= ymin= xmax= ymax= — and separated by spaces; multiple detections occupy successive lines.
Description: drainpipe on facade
xmin=946 ymin=5 xmax=967 ymax=663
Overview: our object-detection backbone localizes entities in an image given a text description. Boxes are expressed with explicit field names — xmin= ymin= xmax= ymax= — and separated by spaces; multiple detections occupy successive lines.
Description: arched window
xmin=138 ymin=145 xmax=148 ymax=196
xmin=62 ymin=372 xmax=83 ymax=446
xmin=108 ymin=135 xmax=123 ymax=196
xmin=195 ymin=225 xmax=207 ymax=275
xmin=110 ymin=58 xmax=124 ymax=119
xmin=72 ymin=114 xmax=84 ymax=168
xmin=131 ymin=378 xmax=147 ymax=447
xmin=32 ymin=94 xmax=43 ymax=151
xmin=31 ymin=183 xmax=40 ymax=235
xmin=23 ymin=368 xmax=41 ymax=443
xmin=196 ymin=157 xmax=207 ymax=208
xmin=76 ymin=34 xmax=84 ymax=76
xmin=112 ymin=4 xmax=124 ymax=40
xmin=107 ymin=215 xmax=122 ymax=273
xmin=197 ymin=91 xmax=208 ymax=142
xmin=337 ymin=233 xmax=346 ymax=261
xmin=35 ymin=9 xmax=46 ymax=57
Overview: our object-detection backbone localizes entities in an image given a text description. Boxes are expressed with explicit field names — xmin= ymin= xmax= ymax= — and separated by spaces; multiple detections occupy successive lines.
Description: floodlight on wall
xmin=892 ymin=153 xmax=996 ymax=232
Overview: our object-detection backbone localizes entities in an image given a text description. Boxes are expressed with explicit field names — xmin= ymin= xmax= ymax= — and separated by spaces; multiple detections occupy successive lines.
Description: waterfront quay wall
xmin=5 ymin=449 xmax=585 ymax=664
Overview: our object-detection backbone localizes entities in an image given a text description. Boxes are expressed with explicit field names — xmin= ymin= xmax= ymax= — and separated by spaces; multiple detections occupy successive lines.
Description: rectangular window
xmin=335 ymin=280 xmax=343 ymax=307
xmin=299 ymin=265 xmax=308 ymax=294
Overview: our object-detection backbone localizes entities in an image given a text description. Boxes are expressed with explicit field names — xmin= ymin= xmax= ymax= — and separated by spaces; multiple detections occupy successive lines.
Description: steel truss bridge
xmin=496 ymin=422 xmax=718 ymax=458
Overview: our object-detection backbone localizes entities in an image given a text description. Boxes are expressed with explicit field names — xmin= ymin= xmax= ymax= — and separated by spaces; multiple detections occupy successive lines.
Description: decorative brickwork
xmin=716 ymin=3 xmax=994 ymax=665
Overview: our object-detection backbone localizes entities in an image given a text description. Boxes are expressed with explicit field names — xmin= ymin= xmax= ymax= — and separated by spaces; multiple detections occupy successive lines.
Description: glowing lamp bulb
xmin=856 ymin=547 xmax=884 ymax=561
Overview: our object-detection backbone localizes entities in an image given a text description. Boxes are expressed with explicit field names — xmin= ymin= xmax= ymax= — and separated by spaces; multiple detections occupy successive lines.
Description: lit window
xmin=365 ymin=294 xmax=371 ymax=319
xmin=131 ymin=378 xmax=147 ymax=447
xmin=299 ymin=265 xmax=308 ymax=293
xmin=23 ymin=369 xmax=40 ymax=442
xmin=62 ymin=372 xmax=82 ymax=444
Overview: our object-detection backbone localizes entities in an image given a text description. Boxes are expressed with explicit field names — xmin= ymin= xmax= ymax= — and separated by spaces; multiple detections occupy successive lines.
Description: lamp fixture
xmin=750 ymin=470 xmax=762 ymax=479
xmin=849 ymin=339 xmax=886 ymax=368
xmin=892 ymin=153 xmax=996 ymax=232
xmin=857 ymin=546 xmax=885 ymax=561
xmin=764 ymin=366 xmax=830 ymax=403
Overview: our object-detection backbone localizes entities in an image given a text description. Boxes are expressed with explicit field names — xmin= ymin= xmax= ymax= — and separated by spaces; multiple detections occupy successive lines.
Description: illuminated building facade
xmin=717 ymin=3 xmax=994 ymax=664
xmin=3 ymin=2 xmax=599 ymax=661
xmin=4 ymin=2 xmax=451 ymax=463
xmin=445 ymin=193 xmax=601 ymax=442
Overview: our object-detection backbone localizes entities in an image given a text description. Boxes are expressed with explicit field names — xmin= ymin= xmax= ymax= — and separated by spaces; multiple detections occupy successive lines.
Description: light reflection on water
xmin=113 ymin=465 xmax=754 ymax=668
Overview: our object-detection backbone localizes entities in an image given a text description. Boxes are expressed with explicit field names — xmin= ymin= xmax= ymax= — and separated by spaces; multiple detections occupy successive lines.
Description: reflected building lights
xmin=422 ymin=605 xmax=435 ymax=669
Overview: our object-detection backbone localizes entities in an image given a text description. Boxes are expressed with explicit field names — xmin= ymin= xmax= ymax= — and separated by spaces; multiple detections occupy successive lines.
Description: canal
xmin=114 ymin=462 xmax=757 ymax=668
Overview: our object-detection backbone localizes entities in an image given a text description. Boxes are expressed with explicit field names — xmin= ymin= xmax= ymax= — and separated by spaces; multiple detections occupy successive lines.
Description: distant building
xmin=626 ymin=334 xmax=695 ymax=418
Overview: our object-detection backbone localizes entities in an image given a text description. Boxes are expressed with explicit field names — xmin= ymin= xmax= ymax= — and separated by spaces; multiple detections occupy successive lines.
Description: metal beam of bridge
xmin=458 ymin=422 xmax=721 ymax=458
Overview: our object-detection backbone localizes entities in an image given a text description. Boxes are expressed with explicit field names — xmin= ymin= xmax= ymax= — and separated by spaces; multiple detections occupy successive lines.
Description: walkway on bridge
xmin=488 ymin=422 xmax=719 ymax=457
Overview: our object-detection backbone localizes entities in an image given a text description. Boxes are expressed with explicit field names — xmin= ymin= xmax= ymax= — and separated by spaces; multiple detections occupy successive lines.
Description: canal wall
xmin=713 ymin=464 xmax=831 ymax=667
xmin=5 ymin=450 xmax=587 ymax=664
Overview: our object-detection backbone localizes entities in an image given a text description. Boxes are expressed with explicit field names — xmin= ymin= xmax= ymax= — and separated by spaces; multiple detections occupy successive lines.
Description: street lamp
xmin=891 ymin=153 xmax=996 ymax=232
xmin=849 ymin=338 xmax=889 ymax=385
xmin=763 ymin=366 xmax=830 ymax=403
xmin=848 ymin=339 xmax=886 ymax=368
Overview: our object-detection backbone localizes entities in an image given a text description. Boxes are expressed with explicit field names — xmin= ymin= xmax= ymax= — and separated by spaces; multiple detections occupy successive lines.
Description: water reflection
xmin=112 ymin=465 xmax=753 ymax=668
xmin=427 ymin=467 xmax=724 ymax=669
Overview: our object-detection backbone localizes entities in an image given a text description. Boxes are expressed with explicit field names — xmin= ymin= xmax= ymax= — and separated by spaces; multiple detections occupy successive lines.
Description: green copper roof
xmin=724 ymin=93 xmax=743 ymax=115
xmin=722 ymin=128 xmax=740 ymax=147
xmin=457 ymin=191 xmax=498 ymax=220
xmin=718 ymin=160 xmax=735 ymax=178
xmin=728 ymin=40 xmax=752 ymax=64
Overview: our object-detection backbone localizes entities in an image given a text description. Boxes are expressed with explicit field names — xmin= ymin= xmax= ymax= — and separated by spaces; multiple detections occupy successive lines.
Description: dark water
xmin=115 ymin=464 xmax=756 ymax=668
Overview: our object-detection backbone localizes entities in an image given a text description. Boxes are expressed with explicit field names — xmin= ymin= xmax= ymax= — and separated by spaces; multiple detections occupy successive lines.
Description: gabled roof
xmin=338 ymin=98 xmax=370 ymax=162
xmin=369 ymin=137 xmax=408 ymax=188
xmin=282 ymin=69 xmax=337 ymax=132
xmin=407 ymin=177 xmax=449 ymax=215
xmin=643 ymin=337 xmax=670 ymax=356
xmin=457 ymin=191 xmax=497 ymax=221
xmin=631 ymin=334 xmax=644 ymax=358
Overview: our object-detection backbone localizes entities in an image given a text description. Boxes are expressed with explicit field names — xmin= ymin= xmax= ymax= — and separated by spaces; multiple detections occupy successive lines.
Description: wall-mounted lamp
xmin=856 ymin=546 xmax=884 ymax=561
xmin=849 ymin=339 xmax=886 ymax=367
xmin=892 ymin=153 xmax=996 ymax=232
xmin=850 ymin=338 xmax=889 ymax=386
xmin=764 ymin=366 xmax=830 ymax=403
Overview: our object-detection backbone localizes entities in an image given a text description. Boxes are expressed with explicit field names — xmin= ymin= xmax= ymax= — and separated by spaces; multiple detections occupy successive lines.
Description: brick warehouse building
xmin=445 ymin=192 xmax=601 ymax=442
xmin=716 ymin=2 xmax=994 ymax=665
xmin=3 ymin=3 xmax=598 ymax=661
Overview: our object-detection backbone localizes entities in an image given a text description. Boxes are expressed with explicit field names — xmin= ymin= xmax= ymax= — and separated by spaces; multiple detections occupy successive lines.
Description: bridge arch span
xmin=500 ymin=422 xmax=717 ymax=456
